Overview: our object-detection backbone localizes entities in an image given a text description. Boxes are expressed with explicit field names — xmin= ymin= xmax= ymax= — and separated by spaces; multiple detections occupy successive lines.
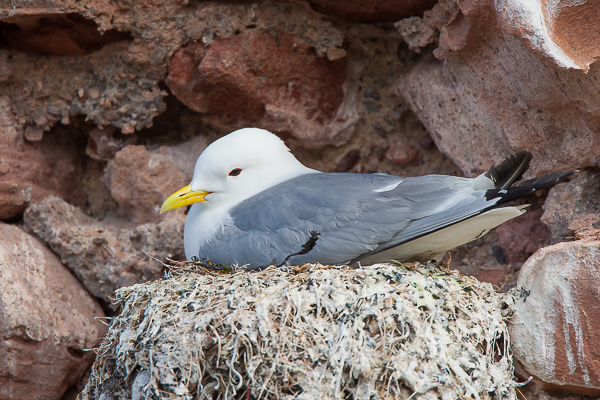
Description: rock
xmin=81 ymin=158 xmax=119 ymax=220
xmin=152 ymin=135 xmax=209 ymax=183
xmin=373 ymin=123 xmax=388 ymax=138
xmin=474 ymin=267 xmax=509 ymax=288
xmin=88 ymin=87 xmax=100 ymax=100
xmin=510 ymin=240 xmax=600 ymax=394
xmin=395 ymin=0 xmax=458 ymax=52
xmin=363 ymin=87 xmax=381 ymax=101
xmin=515 ymin=386 xmax=597 ymax=400
xmin=307 ymin=0 xmax=438 ymax=23
xmin=326 ymin=47 xmax=347 ymax=61
xmin=102 ymin=145 xmax=185 ymax=223
xmin=448 ymin=231 xmax=513 ymax=288
xmin=567 ymin=216 xmax=600 ymax=241
xmin=542 ymin=171 xmax=600 ymax=242
xmin=495 ymin=209 xmax=551 ymax=265
xmin=1 ymin=0 xmax=350 ymax=137
xmin=24 ymin=125 xmax=44 ymax=141
xmin=491 ymin=245 xmax=507 ymax=265
xmin=0 ymin=36 xmax=164 ymax=134
xmin=418 ymin=132 xmax=435 ymax=149
xmin=166 ymin=29 xmax=357 ymax=149
xmin=3 ymin=13 xmax=130 ymax=56
xmin=0 ymin=1 xmax=454 ymax=181
xmin=335 ymin=149 xmax=361 ymax=172
xmin=86 ymin=126 xmax=137 ymax=161
xmin=385 ymin=138 xmax=419 ymax=165
xmin=396 ymin=16 xmax=438 ymax=51
xmin=0 ymin=96 xmax=86 ymax=220
xmin=498 ymin=0 xmax=600 ymax=72
xmin=362 ymin=100 xmax=380 ymax=114
xmin=24 ymin=195 xmax=185 ymax=301
xmin=396 ymin=0 xmax=600 ymax=178
xmin=0 ymin=222 xmax=106 ymax=400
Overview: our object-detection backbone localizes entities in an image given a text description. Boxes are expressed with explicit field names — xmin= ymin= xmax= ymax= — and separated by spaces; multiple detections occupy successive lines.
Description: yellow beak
xmin=160 ymin=185 xmax=211 ymax=214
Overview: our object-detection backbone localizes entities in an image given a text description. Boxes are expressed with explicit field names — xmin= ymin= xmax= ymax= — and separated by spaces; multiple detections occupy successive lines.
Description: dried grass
xmin=79 ymin=262 xmax=517 ymax=400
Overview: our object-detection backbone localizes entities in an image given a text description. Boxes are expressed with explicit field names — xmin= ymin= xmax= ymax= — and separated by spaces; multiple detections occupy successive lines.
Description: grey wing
xmin=198 ymin=173 xmax=503 ymax=269
xmin=198 ymin=173 xmax=407 ymax=267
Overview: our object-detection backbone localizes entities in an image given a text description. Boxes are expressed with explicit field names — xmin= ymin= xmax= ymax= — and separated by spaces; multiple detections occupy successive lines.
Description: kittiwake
xmin=160 ymin=128 xmax=573 ymax=269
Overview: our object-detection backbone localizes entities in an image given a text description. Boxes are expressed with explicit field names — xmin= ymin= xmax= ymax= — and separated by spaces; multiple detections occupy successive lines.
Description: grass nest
xmin=79 ymin=261 xmax=518 ymax=400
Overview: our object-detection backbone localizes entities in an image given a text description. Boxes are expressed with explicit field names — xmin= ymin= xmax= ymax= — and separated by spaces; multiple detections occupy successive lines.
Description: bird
xmin=160 ymin=128 xmax=573 ymax=269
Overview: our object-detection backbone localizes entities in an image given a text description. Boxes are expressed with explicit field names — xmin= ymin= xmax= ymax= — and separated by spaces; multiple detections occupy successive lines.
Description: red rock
xmin=0 ymin=96 xmax=85 ymax=220
xmin=24 ymin=135 xmax=211 ymax=302
xmin=510 ymin=240 xmax=600 ymax=394
xmin=515 ymin=383 xmax=599 ymax=400
xmin=396 ymin=16 xmax=438 ymax=51
xmin=24 ymin=125 xmax=44 ymax=141
xmin=335 ymin=149 xmax=361 ymax=172
xmin=498 ymin=0 xmax=600 ymax=72
xmin=567 ymin=216 xmax=600 ymax=241
xmin=86 ymin=125 xmax=137 ymax=161
xmin=385 ymin=138 xmax=419 ymax=165
xmin=307 ymin=0 xmax=437 ymax=23
xmin=152 ymin=135 xmax=210 ymax=183
xmin=495 ymin=209 xmax=551 ymax=265
xmin=418 ymin=132 xmax=435 ymax=149
xmin=166 ymin=29 xmax=356 ymax=148
xmin=3 ymin=14 xmax=130 ymax=56
xmin=24 ymin=195 xmax=185 ymax=301
xmin=395 ymin=0 xmax=458 ymax=52
xmin=542 ymin=171 xmax=600 ymax=242
xmin=0 ymin=21 xmax=164 ymax=134
xmin=102 ymin=145 xmax=185 ymax=223
xmin=2 ymin=1 xmax=349 ymax=136
xmin=0 ymin=222 xmax=106 ymax=400
xmin=475 ymin=267 xmax=508 ymax=287
xmin=395 ymin=0 xmax=600 ymax=178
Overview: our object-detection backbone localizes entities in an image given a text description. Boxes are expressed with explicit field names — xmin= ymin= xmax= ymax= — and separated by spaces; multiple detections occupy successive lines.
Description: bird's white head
xmin=160 ymin=128 xmax=315 ymax=213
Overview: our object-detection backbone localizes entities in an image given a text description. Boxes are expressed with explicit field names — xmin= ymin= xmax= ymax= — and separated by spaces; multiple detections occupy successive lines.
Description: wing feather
xmin=198 ymin=173 xmax=496 ymax=268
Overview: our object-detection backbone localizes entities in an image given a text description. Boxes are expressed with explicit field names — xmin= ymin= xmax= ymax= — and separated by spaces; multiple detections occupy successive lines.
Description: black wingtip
xmin=517 ymin=170 xmax=576 ymax=190
xmin=484 ymin=150 xmax=533 ymax=190
xmin=486 ymin=169 xmax=575 ymax=204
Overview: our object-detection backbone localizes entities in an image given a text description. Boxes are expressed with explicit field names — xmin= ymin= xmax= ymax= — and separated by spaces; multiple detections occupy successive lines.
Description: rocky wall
xmin=0 ymin=0 xmax=599 ymax=399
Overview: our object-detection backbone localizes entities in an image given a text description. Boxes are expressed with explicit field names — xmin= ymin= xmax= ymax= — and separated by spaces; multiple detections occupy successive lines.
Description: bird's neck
xmin=184 ymin=204 xmax=233 ymax=260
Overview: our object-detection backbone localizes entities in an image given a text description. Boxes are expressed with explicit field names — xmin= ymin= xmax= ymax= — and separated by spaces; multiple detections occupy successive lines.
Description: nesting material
xmin=80 ymin=262 xmax=517 ymax=400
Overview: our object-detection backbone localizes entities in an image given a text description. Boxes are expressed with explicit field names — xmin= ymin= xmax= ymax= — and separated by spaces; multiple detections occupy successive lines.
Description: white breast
xmin=184 ymin=204 xmax=234 ymax=260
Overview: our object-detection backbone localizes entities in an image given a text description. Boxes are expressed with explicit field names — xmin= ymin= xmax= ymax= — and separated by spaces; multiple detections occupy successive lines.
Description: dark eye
xmin=229 ymin=168 xmax=242 ymax=176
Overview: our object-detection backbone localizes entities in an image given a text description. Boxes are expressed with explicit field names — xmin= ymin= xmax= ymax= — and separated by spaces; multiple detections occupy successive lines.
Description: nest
xmin=79 ymin=262 xmax=517 ymax=400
